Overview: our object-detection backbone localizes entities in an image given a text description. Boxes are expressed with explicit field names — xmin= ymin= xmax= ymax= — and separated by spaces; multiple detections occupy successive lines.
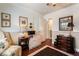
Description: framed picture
xmin=1 ymin=13 xmax=11 ymax=20
xmin=1 ymin=12 xmax=11 ymax=27
xmin=59 ymin=16 xmax=73 ymax=31
xmin=1 ymin=20 xmax=11 ymax=27
xmin=19 ymin=16 xmax=28 ymax=27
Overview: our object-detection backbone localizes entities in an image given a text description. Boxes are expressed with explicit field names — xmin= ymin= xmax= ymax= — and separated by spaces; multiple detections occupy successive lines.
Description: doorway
xmin=48 ymin=18 xmax=53 ymax=39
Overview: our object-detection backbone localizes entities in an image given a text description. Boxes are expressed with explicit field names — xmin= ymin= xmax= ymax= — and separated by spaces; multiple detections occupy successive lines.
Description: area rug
xmin=28 ymin=45 xmax=73 ymax=56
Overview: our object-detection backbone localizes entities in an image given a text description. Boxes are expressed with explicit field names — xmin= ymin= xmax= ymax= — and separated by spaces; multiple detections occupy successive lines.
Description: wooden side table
xmin=19 ymin=37 xmax=29 ymax=50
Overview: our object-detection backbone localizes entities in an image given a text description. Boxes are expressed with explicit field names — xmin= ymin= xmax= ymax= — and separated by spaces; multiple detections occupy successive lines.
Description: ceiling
xmin=0 ymin=3 xmax=74 ymax=15
xmin=18 ymin=3 xmax=74 ymax=15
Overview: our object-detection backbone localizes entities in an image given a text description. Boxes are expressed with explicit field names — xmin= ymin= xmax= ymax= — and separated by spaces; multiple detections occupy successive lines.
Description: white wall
xmin=0 ymin=3 xmax=45 ymax=33
xmin=44 ymin=4 xmax=79 ymax=50
xmin=0 ymin=3 xmax=48 ymax=45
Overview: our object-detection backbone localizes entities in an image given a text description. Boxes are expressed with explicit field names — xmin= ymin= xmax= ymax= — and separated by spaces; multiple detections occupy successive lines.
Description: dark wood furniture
xmin=54 ymin=35 xmax=75 ymax=53
xmin=18 ymin=31 xmax=35 ymax=50
xmin=19 ymin=37 xmax=29 ymax=50
xmin=27 ymin=31 xmax=35 ymax=35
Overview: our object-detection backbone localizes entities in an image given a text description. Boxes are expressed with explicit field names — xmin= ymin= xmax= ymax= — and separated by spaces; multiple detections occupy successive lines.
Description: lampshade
xmin=23 ymin=32 xmax=29 ymax=38
xmin=47 ymin=3 xmax=56 ymax=7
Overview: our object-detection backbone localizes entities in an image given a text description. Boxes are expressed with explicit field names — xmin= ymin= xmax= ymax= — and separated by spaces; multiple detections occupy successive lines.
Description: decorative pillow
xmin=0 ymin=37 xmax=7 ymax=48
xmin=0 ymin=42 xmax=5 ymax=48
xmin=0 ymin=40 xmax=10 ymax=54
xmin=0 ymin=31 xmax=5 ymax=39
xmin=0 ymin=31 xmax=11 ymax=55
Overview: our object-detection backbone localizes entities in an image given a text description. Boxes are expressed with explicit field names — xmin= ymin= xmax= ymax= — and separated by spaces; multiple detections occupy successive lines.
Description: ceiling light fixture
xmin=47 ymin=3 xmax=56 ymax=7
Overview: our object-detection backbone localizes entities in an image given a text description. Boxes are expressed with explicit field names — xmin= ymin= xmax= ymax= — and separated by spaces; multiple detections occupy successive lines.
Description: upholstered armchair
xmin=0 ymin=31 xmax=22 ymax=56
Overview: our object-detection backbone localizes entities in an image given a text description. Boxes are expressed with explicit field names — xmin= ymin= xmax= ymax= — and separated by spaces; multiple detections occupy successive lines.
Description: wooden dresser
xmin=54 ymin=35 xmax=75 ymax=53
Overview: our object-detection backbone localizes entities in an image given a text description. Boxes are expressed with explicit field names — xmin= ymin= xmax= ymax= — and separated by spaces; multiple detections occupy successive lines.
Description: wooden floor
xmin=22 ymin=39 xmax=52 ymax=56
xmin=22 ymin=39 xmax=79 ymax=56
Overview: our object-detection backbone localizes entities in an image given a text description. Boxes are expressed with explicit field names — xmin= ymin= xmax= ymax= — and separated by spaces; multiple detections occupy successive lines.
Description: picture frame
xmin=1 ymin=13 xmax=11 ymax=20
xmin=1 ymin=20 xmax=11 ymax=27
xmin=1 ymin=12 xmax=11 ymax=27
xmin=59 ymin=16 xmax=73 ymax=31
xmin=19 ymin=16 xmax=28 ymax=27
